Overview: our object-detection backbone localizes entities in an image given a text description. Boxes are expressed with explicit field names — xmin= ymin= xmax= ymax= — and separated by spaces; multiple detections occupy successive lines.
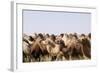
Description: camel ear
xmin=88 ymin=33 xmax=91 ymax=39
xmin=29 ymin=36 xmax=34 ymax=41
xmin=23 ymin=38 xmax=30 ymax=45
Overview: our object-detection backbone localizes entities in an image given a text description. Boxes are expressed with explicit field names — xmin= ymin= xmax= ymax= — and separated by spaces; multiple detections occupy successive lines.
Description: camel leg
xmin=69 ymin=50 xmax=72 ymax=60
xmin=80 ymin=45 xmax=89 ymax=59
xmin=83 ymin=55 xmax=89 ymax=59
xmin=57 ymin=52 xmax=65 ymax=61
xmin=56 ymin=53 xmax=62 ymax=61
xmin=78 ymin=55 xmax=83 ymax=59
xmin=56 ymin=53 xmax=61 ymax=61
xmin=47 ymin=55 xmax=51 ymax=61
xmin=52 ymin=56 xmax=56 ymax=61
xmin=62 ymin=56 xmax=66 ymax=60
xmin=82 ymin=50 xmax=89 ymax=59
xmin=69 ymin=55 xmax=72 ymax=60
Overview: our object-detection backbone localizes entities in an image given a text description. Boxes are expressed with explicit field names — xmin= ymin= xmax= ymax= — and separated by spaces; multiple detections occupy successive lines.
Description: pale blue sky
xmin=23 ymin=10 xmax=91 ymax=35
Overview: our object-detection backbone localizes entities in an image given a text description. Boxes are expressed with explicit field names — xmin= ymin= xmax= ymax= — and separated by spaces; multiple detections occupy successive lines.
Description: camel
xmin=79 ymin=34 xmax=91 ymax=59
xmin=61 ymin=34 xmax=88 ymax=60
xmin=43 ymin=38 xmax=63 ymax=61
xmin=30 ymin=37 xmax=49 ymax=62
xmin=22 ymin=40 xmax=31 ymax=62
xmin=22 ymin=33 xmax=91 ymax=62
